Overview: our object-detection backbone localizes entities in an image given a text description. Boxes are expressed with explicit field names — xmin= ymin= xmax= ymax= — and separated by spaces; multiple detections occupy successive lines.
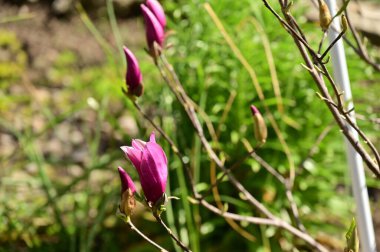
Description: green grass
xmin=0 ymin=0 xmax=379 ymax=251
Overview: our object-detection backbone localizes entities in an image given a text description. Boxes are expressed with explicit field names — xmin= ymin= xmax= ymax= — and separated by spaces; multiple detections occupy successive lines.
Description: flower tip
xmin=149 ymin=131 xmax=156 ymax=143
xmin=117 ymin=166 xmax=136 ymax=193
xmin=118 ymin=166 xmax=125 ymax=174
xmin=123 ymin=45 xmax=128 ymax=54
xmin=140 ymin=3 xmax=148 ymax=13
xmin=146 ymin=0 xmax=166 ymax=28
xmin=250 ymin=105 xmax=260 ymax=115
xmin=132 ymin=139 xmax=147 ymax=150
xmin=140 ymin=2 xmax=165 ymax=49
xmin=250 ymin=105 xmax=267 ymax=144
xmin=120 ymin=146 xmax=129 ymax=153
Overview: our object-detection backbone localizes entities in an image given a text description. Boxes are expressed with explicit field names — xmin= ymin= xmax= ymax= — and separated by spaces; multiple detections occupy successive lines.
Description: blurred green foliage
xmin=0 ymin=30 xmax=27 ymax=80
xmin=0 ymin=0 xmax=379 ymax=251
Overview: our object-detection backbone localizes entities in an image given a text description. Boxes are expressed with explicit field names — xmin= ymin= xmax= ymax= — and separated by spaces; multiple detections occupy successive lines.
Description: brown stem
xmin=154 ymin=49 xmax=328 ymax=251
xmin=261 ymin=0 xmax=380 ymax=178
xmin=195 ymin=198 xmax=328 ymax=252
xmin=344 ymin=10 xmax=380 ymax=72
xmin=204 ymin=3 xmax=296 ymax=187
xmin=241 ymin=139 xmax=305 ymax=231
xmin=126 ymin=219 xmax=168 ymax=252
xmin=319 ymin=30 xmax=345 ymax=60
xmin=154 ymin=215 xmax=192 ymax=252
xmin=158 ymin=52 xmax=277 ymax=218
xmin=299 ymin=123 xmax=334 ymax=171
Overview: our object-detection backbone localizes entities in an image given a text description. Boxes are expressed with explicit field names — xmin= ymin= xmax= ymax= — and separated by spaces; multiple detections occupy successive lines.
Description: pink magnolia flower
xmin=141 ymin=4 xmax=165 ymax=49
xmin=146 ymin=0 xmax=166 ymax=28
xmin=118 ymin=166 xmax=137 ymax=216
xmin=121 ymin=132 xmax=168 ymax=204
xmin=123 ymin=46 xmax=143 ymax=97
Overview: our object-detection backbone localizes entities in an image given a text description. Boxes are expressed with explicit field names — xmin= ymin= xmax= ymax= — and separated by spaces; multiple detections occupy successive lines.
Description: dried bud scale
xmin=318 ymin=0 xmax=332 ymax=32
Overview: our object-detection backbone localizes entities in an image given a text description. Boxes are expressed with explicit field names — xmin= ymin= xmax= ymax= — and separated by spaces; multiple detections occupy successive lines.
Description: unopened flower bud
xmin=146 ymin=0 xmax=166 ymax=28
xmin=118 ymin=167 xmax=137 ymax=216
xmin=123 ymin=47 xmax=143 ymax=97
xmin=318 ymin=0 xmax=331 ymax=32
xmin=250 ymin=105 xmax=267 ymax=144
xmin=141 ymin=4 xmax=165 ymax=52
xmin=341 ymin=14 xmax=348 ymax=32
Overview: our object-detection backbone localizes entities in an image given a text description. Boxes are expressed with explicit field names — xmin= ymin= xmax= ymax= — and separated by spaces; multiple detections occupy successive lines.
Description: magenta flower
xmin=141 ymin=4 xmax=165 ymax=49
xmin=123 ymin=46 xmax=143 ymax=97
xmin=118 ymin=166 xmax=137 ymax=216
xmin=146 ymin=0 xmax=166 ymax=28
xmin=121 ymin=132 xmax=168 ymax=204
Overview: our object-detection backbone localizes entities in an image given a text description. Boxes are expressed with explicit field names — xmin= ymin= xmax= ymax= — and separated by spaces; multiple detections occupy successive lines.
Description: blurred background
xmin=0 ymin=0 xmax=379 ymax=251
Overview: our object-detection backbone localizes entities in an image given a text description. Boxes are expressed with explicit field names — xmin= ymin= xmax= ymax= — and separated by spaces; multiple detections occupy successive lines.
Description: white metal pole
xmin=325 ymin=1 xmax=377 ymax=251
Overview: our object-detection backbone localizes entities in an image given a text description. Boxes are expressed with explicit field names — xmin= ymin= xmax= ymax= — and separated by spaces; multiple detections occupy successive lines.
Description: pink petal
xmin=149 ymin=132 xmax=156 ymax=143
xmin=132 ymin=139 xmax=147 ymax=150
xmin=118 ymin=166 xmax=136 ymax=193
xmin=120 ymin=146 xmax=143 ymax=172
xmin=146 ymin=0 xmax=166 ymax=28
xmin=141 ymin=4 xmax=165 ymax=48
xmin=138 ymin=142 xmax=168 ymax=203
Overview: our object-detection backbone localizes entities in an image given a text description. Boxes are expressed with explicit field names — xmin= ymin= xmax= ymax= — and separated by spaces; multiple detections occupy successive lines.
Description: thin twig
xmin=204 ymin=3 xmax=296 ymax=187
xmin=216 ymin=90 xmax=237 ymax=138
xmin=260 ymin=0 xmax=380 ymax=177
xmin=126 ymin=219 xmax=168 ymax=252
xmin=318 ymin=31 xmax=327 ymax=54
xmin=317 ymin=63 xmax=380 ymax=170
xmin=319 ymin=30 xmax=345 ymax=60
xmin=241 ymin=139 xmax=306 ymax=232
xmin=200 ymin=148 xmax=258 ymax=201
xmin=299 ymin=123 xmax=334 ymax=171
xmin=250 ymin=18 xmax=284 ymax=114
xmin=154 ymin=215 xmax=192 ymax=252
xmin=209 ymin=161 xmax=257 ymax=241
xmin=344 ymin=9 xmax=380 ymax=71
xmin=154 ymin=47 xmax=327 ymax=251
xmin=194 ymin=198 xmax=328 ymax=252
xmin=356 ymin=114 xmax=380 ymax=125
xmin=158 ymin=50 xmax=276 ymax=218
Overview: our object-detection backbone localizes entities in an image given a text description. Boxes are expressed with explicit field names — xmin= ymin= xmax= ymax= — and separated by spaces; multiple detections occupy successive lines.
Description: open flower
xmin=118 ymin=166 xmax=137 ymax=216
xmin=121 ymin=132 xmax=168 ymax=205
xmin=141 ymin=4 xmax=165 ymax=50
xmin=146 ymin=0 xmax=166 ymax=28
xmin=124 ymin=46 xmax=143 ymax=97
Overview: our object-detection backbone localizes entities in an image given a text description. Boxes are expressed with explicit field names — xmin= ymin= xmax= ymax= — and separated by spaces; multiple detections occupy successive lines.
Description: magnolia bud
xmin=118 ymin=167 xmax=137 ymax=216
xmin=141 ymin=4 xmax=165 ymax=52
xmin=250 ymin=105 xmax=267 ymax=144
xmin=146 ymin=0 xmax=166 ymax=28
xmin=318 ymin=0 xmax=331 ymax=32
xmin=341 ymin=14 xmax=348 ymax=32
xmin=123 ymin=47 xmax=143 ymax=97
